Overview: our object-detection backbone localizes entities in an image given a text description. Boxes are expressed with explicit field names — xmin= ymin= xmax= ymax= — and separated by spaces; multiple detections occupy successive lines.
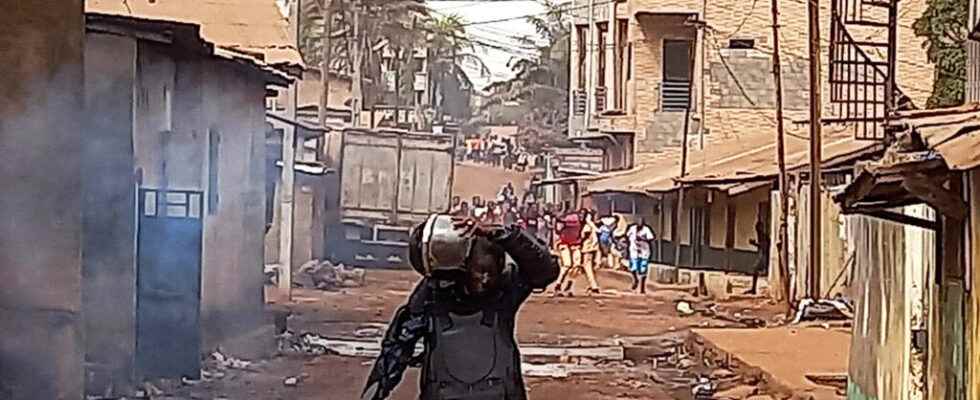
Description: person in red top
xmin=552 ymin=211 xmax=584 ymax=296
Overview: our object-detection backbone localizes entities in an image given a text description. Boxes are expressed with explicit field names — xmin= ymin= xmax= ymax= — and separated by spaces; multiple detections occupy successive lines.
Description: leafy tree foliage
xmin=913 ymin=0 xmax=968 ymax=108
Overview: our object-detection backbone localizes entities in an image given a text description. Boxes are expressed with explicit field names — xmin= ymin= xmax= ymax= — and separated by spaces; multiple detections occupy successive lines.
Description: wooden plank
xmin=725 ymin=196 xmax=736 ymax=270
xmin=861 ymin=210 xmax=938 ymax=231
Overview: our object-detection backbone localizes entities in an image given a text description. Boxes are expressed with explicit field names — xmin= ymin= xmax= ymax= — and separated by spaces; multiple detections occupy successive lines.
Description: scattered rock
xmin=715 ymin=384 xmax=758 ymax=399
xmin=283 ymin=376 xmax=299 ymax=386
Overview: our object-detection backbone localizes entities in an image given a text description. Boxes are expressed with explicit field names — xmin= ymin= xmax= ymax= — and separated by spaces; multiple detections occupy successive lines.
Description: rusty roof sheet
xmin=587 ymin=123 xmax=882 ymax=195
xmin=678 ymin=126 xmax=883 ymax=185
xmin=87 ymin=0 xmax=303 ymax=68
xmin=889 ymin=103 xmax=980 ymax=170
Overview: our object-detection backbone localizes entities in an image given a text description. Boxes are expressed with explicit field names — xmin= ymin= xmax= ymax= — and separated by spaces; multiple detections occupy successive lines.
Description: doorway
xmin=662 ymin=39 xmax=693 ymax=111
xmin=135 ymin=189 xmax=204 ymax=380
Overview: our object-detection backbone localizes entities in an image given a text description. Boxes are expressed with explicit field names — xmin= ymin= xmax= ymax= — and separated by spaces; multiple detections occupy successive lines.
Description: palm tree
xmin=298 ymin=0 xmax=429 ymax=77
xmin=425 ymin=14 xmax=491 ymax=122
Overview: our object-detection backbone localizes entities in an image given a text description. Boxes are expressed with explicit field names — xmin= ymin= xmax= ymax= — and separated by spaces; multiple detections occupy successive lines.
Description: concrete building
xmin=572 ymin=0 xmax=935 ymax=284
xmin=82 ymin=0 xmax=300 ymax=393
xmin=567 ymin=0 xmax=935 ymax=169
xmin=0 ymin=2 xmax=86 ymax=399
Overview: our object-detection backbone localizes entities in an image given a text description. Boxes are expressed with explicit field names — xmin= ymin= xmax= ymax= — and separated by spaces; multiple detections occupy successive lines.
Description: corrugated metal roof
xmin=87 ymin=0 xmax=303 ymax=68
xmin=889 ymin=103 xmax=980 ymax=171
xmin=586 ymin=124 xmax=881 ymax=195
xmin=678 ymin=126 xmax=882 ymax=185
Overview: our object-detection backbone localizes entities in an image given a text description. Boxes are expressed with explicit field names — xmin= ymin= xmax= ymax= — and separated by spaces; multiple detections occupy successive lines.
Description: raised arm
xmin=361 ymin=282 xmax=430 ymax=400
xmin=490 ymin=226 xmax=560 ymax=289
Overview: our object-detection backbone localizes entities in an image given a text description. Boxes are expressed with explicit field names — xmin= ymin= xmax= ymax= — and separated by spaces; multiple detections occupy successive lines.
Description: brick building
xmin=568 ymin=0 xmax=935 ymax=170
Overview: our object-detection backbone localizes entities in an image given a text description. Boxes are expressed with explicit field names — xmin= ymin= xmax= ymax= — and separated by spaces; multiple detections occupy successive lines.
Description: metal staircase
xmin=829 ymin=0 xmax=914 ymax=140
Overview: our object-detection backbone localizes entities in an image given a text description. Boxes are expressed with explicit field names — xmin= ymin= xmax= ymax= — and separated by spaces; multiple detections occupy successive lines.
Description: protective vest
xmin=419 ymin=296 xmax=526 ymax=400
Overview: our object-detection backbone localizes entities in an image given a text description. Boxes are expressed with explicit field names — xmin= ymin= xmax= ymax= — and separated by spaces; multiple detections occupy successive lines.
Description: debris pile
xmin=299 ymin=260 xmax=367 ymax=290
xmin=791 ymin=296 xmax=854 ymax=324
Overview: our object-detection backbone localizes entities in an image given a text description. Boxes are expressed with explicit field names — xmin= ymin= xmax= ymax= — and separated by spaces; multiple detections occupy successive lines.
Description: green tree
xmin=298 ymin=0 xmax=428 ymax=81
xmin=481 ymin=0 xmax=571 ymax=149
xmin=913 ymin=0 xmax=968 ymax=108
xmin=426 ymin=14 xmax=491 ymax=121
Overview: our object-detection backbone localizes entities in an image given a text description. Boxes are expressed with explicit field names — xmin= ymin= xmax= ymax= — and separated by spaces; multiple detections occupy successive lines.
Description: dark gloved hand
xmin=453 ymin=218 xmax=511 ymax=242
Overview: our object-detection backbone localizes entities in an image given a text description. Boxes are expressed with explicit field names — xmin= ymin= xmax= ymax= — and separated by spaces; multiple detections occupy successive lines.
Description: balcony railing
xmin=573 ymin=90 xmax=587 ymax=116
xmin=594 ymin=87 xmax=607 ymax=113
xmin=660 ymin=80 xmax=691 ymax=112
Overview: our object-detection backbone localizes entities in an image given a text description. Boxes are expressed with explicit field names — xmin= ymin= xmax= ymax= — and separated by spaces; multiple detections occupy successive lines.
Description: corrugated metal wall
xmin=846 ymin=205 xmax=933 ymax=400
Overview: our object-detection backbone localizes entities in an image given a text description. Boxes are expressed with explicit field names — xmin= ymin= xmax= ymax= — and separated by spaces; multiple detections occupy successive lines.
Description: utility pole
xmin=351 ymin=0 xmax=363 ymax=127
xmin=672 ymin=98 xmax=691 ymax=286
xmin=807 ymin=0 xmax=822 ymax=299
xmin=319 ymin=0 xmax=333 ymax=127
xmin=584 ymin=0 xmax=595 ymax=128
xmin=278 ymin=0 xmax=302 ymax=301
xmin=771 ymin=0 xmax=792 ymax=306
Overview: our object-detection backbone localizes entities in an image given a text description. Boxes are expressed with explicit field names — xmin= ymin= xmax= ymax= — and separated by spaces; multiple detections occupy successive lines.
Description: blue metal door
xmin=136 ymin=189 xmax=204 ymax=380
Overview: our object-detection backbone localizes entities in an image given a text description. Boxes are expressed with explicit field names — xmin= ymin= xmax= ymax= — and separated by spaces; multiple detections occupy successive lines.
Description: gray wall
xmin=200 ymin=61 xmax=269 ymax=355
xmin=129 ymin=44 xmax=269 ymax=356
xmin=82 ymin=32 xmax=138 ymax=393
xmin=0 ymin=2 xmax=85 ymax=399
xmin=708 ymin=49 xmax=809 ymax=110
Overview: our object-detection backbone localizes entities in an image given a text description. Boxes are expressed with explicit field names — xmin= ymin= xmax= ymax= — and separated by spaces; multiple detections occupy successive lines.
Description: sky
xmin=427 ymin=1 xmax=548 ymax=93
xmin=277 ymin=0 xmax=550 ymax=93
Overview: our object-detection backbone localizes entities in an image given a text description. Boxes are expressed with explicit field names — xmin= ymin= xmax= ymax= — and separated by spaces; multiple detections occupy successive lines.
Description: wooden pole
xmin=672 ymin=99 xmax=692 ymax=284
xmin=351 ymin=0 xmax=363 ymax=127
xmin=772 ymin=0 xmax=792 ymax=306
xmin=807 ymin=0 xmax=823 ymax=299
xmin=319 ymin=0 xmax=332 ymax=128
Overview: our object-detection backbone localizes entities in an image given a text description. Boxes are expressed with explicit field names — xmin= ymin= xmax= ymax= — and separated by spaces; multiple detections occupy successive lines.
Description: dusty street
xmin=155 ymin=268 xmax=801 ymax=400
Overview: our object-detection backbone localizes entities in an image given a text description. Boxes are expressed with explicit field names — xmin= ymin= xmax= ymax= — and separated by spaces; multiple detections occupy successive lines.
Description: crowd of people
xmin=461 ymin=134 xmax=534 ymax=172
xmin=449 ymin=182 xmax=659 ymax=296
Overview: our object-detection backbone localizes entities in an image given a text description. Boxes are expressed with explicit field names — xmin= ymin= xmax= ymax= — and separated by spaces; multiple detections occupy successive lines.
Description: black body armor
xmin=361 ymin=227 xmax=557 ymax=400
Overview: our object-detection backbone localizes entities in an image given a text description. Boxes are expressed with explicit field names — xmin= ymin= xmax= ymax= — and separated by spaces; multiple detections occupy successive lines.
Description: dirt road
xmin=163 ymin=269 xmax=789 ymax=400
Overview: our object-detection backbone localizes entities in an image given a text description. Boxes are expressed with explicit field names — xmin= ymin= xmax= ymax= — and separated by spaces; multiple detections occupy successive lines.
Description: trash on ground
xmin=676 ymin=301 xmax=695 ymax=316
xmin=792 ymin=296 xmax=854 ymax=324
xmin=691 ymin=376 xmax=717 ymax=399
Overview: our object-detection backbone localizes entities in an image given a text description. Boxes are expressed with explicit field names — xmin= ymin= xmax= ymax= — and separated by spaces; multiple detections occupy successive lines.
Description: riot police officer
xmin=361 ymin=214 xmax=559 ymax=400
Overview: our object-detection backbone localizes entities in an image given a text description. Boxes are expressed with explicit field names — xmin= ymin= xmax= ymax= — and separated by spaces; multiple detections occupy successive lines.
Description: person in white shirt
xmin=626 ymin=218 xmax=656 ymax=294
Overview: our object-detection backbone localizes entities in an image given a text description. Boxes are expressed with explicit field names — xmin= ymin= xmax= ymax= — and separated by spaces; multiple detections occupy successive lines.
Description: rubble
xmin=207 ymin=351 xmax=253 ymax=371
xmin=299 ymin=259 xmax=368 ymax=290
xmin=691 ymin=376 xmax=717 ymax=399
xmin=715 ymin=384 xmax=759 ymax=399
xmin=791 ymin=296 xmax=854 ymax=324
xmin=676 ymin=301 xmax=696 ymax=316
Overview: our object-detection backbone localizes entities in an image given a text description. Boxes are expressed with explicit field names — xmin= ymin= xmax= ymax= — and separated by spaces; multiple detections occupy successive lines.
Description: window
xmin=728 ymin=39 xmax=756 ymax=49
xmin=662 ymin=40 xmax=694 ymax=111
xmin=663 ymin=40 xmax=693 ymax=82
xmin=163 ymin=86 xmax=172 ymax=132
xmin=208 ymin=129 xmax=220 ymax=214
xmin=615 ymin=19 xmax=629 ymax=110
xmin=597 ymin=23 xmax=608 ymax=88
xmin=626 ymin=43 xmax=632 ymax=80
xmin=612 ymin=196 xmax=634 ymax=214
xmin=576 ymin=25 xmax=588 ymax=89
